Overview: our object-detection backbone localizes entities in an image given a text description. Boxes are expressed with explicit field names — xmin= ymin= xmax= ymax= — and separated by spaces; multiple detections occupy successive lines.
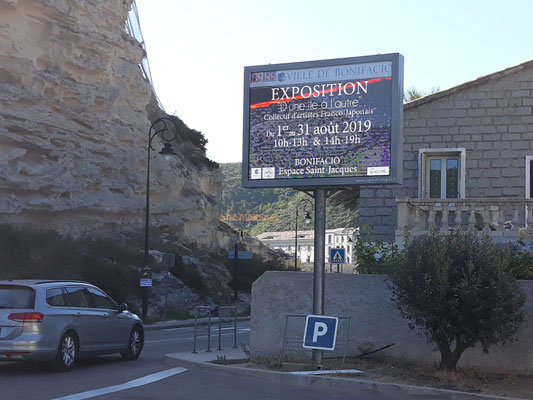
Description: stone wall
xmin=359 ymin=61 xmax=533 ymax=242
xmin=251 ymin=272 xmax=533 ymax=374
xmin=0 ymin=0 xmax=222 ymax=247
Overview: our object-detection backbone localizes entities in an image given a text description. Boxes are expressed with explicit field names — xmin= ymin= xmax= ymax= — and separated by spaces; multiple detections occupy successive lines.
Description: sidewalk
xmin=167 ymin=347 xmax=248 ymax=364
xmin=165 ymin=350 xmax=523 ymax=400
xmin=152 ymin=318 xmax=525 ymax=399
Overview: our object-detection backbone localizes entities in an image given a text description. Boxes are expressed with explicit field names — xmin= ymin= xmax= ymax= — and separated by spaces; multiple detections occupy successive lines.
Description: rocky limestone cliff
xmin=0 ymin=0 xmax=222 ymax=247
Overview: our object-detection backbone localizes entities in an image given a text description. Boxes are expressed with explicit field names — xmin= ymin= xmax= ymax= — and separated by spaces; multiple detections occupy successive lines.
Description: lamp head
xmin=304 ymin=212 xmax=312 ymax=224
xmin=160 ymin=142 xmax=177 ymax=160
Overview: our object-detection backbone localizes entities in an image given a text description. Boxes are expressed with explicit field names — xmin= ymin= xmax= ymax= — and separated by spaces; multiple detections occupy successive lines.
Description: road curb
xmin=164 ymin=355 xmax=523 ymax=400
xmin=144 ymin=317 xmax=250 ymax=331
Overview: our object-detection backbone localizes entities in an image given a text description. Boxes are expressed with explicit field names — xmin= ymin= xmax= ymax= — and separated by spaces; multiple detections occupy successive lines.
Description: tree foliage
xmin=389 ymin=231 xmax=525 ymax=370
xmin=354 ymin=231 xmax=404 ymax=275
xmin=404 ymin=86 xmax=440 ymax=103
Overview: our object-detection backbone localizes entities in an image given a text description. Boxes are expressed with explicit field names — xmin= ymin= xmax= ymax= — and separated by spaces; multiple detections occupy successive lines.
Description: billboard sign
xmin=242 ymin=53 xmax=403 ymax=188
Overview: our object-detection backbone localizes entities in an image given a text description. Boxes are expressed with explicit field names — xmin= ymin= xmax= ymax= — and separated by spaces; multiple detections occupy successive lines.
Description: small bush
xmin=166 ymin=308 xmax=194 ymax=320
xmin=354 ymin=226 xmax=406 ymax=274
xmin=170 ymin=256 xmax=206 ymax=293
xmin=354 ymin=240 xmax=403 ymax=274
xmin=507 ymin=246 xmax=533 ymax=280
xmin=390 ymin=231 xmax=525 ymax=371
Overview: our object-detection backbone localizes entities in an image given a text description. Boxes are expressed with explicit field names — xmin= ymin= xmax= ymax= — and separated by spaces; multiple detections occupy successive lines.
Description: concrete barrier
xmin=250 ymin=272 xmax=533 ymax=374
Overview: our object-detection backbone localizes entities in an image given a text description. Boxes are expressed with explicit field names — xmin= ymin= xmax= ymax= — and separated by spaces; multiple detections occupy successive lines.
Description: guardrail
xmin=192 ymin=305 xmax=238 ymax=354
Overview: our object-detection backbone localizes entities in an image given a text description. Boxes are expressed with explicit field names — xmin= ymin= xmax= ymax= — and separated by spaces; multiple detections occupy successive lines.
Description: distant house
xmin=256 ymin=228 xmax=357 ymax=268
xmin=358 ymin=59 xmax=533 ymax=244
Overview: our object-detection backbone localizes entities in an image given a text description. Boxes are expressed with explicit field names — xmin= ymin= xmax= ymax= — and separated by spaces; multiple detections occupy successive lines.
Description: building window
xmin=419 ymin=148 xmax=465 ymax=199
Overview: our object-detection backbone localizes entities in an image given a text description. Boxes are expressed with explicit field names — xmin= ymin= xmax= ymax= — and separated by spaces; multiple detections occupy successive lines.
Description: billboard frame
xmin=242 ymin=53 xmax=403 ymax=189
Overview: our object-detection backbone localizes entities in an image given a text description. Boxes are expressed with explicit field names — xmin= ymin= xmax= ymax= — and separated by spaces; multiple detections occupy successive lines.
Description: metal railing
xmin=192 ymin=305 xmax=238 ymax=354
xmin=277 ymin=313 xmax=351 ymax=370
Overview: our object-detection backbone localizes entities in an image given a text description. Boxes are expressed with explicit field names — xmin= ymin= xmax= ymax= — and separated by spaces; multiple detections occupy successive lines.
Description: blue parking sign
xmin=303 ymin=315 xmax=338 ymax=351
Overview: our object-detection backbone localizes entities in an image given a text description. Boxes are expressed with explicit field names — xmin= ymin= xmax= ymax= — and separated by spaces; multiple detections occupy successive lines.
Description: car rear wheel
xmin=53 ymin=332 xmax=78 ymax=371
xmin=121 ymin=325 xmax=143 ymax=360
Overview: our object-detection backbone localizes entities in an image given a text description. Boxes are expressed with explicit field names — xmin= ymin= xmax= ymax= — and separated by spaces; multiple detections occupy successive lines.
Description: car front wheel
xmin=53 ymin=332 xmax=78 ymax=371
xmin=121 ymin=325 xmax=143 ymax=360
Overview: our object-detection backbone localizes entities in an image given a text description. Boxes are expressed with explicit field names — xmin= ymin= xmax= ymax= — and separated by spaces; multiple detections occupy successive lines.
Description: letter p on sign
xmin=303 ymin=315 xmax=338 ymax=351
xmin=313 ymin=322 xmax=328 ymax=342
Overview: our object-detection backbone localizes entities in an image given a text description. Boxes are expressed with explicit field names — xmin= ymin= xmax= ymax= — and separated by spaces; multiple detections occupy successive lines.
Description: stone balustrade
xmin=396 ymin=197 xmax=533 ymax=243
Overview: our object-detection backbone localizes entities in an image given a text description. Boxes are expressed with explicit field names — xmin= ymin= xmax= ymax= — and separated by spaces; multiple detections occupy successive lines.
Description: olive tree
xmin=389 ymin=231 xmax=525 ymax=371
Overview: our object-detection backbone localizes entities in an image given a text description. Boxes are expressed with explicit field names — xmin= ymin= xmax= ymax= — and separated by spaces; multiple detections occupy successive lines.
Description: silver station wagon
xmin=0 ymin=280 xmax=143 ymax=370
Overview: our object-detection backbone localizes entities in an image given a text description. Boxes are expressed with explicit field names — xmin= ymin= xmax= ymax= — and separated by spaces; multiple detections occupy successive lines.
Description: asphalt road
xmin=0 ymin=321 xmax=409 ymax=400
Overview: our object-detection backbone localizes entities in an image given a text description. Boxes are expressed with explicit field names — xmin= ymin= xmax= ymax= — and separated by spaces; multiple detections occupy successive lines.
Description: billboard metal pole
xmin=312 ymin=188 xmax=326 ymax=366
xmin=234 ymin=242 xmax=239 ymax=301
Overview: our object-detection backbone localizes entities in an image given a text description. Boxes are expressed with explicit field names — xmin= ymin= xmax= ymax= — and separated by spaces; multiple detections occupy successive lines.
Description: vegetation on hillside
xmin=220 ymin=163 xmax=359 ymax=235
xmin=0 ymin=224 xmax=141 ymax=303
xmin=0 ymin=223 xmax=290 ymax=314
xmin=167 ymin=114 xmax=219 ymax=170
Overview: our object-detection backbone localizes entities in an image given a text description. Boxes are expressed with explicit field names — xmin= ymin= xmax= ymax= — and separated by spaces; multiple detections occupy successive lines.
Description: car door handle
xmin=76 ymin=312 xmax=82 ymax=317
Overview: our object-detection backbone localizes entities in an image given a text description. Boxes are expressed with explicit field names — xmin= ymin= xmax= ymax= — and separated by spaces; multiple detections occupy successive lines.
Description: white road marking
xmin=51 ymin=367 xmax=188 ymax=400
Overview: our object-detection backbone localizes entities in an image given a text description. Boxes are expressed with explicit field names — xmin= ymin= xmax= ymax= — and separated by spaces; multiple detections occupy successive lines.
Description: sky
xmin=135 ymin=0 xmax=533 ymax=164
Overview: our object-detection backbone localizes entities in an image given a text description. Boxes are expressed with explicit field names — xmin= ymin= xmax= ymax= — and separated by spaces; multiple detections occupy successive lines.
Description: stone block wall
xmin=359 ymin=62 xmax=533 ymax=242
xmin=251 ymin=272 xmax=533 ymax=374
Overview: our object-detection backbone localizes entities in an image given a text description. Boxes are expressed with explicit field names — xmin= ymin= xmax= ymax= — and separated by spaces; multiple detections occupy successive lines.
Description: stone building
xmin=256 ymin=228 xmax=356 ymax=268
xmin=358 ymin=59 xmax=533 ymax=244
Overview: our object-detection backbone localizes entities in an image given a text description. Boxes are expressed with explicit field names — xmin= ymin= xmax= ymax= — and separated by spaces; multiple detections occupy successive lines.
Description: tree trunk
xmin=436 ymin=335 xmax=469 ymax=371
xmin=439 ymin=350 xmax=463 ymax=371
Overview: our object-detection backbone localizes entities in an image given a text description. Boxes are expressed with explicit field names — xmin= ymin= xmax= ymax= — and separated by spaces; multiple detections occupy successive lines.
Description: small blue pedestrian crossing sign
xmin=330 ymin=248 xmax=345 ymax=264
xmin=303 ymin=315 xmax=339 ymax=350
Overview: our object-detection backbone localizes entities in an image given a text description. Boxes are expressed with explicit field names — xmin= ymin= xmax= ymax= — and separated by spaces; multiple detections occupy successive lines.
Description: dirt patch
xmin=336 ymin=358 xmax=533 ymax=399
xmin=241 ymin=357 xmax=533 ymax=399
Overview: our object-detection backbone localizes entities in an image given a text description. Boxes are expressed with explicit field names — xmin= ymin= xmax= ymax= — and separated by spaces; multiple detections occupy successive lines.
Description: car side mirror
xmin=118 ymin=303 xmax=128 ymax=312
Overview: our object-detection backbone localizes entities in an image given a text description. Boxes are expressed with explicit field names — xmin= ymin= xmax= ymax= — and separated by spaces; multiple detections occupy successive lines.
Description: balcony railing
xmin=396 ymin=197 xmax=533 ymax=243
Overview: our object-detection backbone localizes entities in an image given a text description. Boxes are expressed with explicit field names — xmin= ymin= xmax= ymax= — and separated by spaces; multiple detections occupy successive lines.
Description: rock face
xmin=0 ymin=0 xmax=221 ymax=247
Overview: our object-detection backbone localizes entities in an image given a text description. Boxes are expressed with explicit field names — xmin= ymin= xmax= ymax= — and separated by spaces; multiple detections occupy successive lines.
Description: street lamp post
xmin=338 ymin=228 xmax=354 ymax=273
xmin=294 ymin=198 xmax=312 ymax=271
xmin=142 ymin=117 xmax=178 ymax=320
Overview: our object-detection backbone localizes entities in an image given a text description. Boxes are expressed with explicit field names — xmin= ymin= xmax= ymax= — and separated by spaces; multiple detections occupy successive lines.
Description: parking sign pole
xmin=312 ymin=188 xmax=326 ymax=366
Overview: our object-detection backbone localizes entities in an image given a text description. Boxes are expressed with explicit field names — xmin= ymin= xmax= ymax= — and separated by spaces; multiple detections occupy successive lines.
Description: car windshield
xmin=0 ymin=285 xmax=35 ymax=309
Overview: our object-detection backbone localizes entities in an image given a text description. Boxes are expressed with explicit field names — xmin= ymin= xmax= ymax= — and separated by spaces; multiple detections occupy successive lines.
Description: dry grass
xmin=328 ymin=357 xmax=533 ymax=399
xmin=242 ymin=356 xmax=533 ymax=399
